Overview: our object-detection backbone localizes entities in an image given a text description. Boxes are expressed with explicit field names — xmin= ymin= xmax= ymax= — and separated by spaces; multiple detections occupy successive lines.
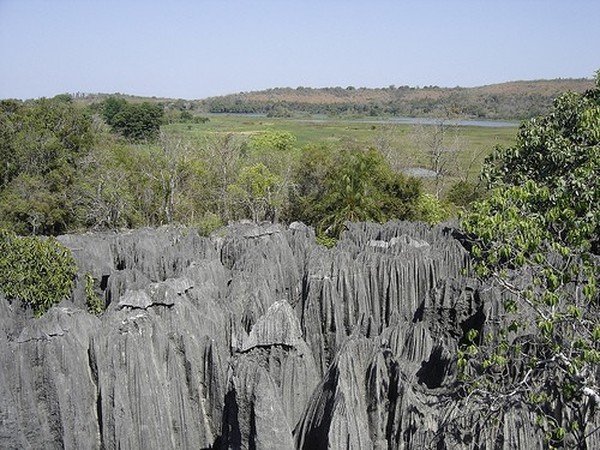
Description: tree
xmin=0 ymin=172 xmax=73 ymax=235
xmin=7 ymin=97 xmax=94 ymax=178
xmin=247 ymin=130 xmax=298 ymax=219
xmin=228 ymin=163 xmax=284 ymax=223
xmin=319 ymin=149 xmax=384 ymax=234
xmin=411 ymin=119 xmax=462 ymax=198
xmin=458 ymin=72 xmax=600 ymax=447
xmin=444 ymin=179 xmax=483 ymax=208
xmin=285 ymin=144 xmax=338 ymax=226
xmin=108 ymin=101 xmax=164 ymax=142
xmin=73 ymin=138 xmax=142 ymax=230
xmin=286 ymin=145 xmax=423 ymax=238
xmin=371 ymin=124 xmax=408 ymax=173
xmin=0 ymin=97 xmax=94 ymax=234
xmin=202 ymin=133 xmax=245 ymax=222
xmin=179 ymin=110 xmax=194 ymax=122
xmin=154 ymin=132 xmax=206 ymax=224
xmin=0 ymin=100 xmax=22 ymax=188
xmin=52 ymin=93 xmax=73 ymax=103
xmin=249 ymin=131 xmax=297 ymax=159
xmin=101 ymin=96 xmax=127 ymax=126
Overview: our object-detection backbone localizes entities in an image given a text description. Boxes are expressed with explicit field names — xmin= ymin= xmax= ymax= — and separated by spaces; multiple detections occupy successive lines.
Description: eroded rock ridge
xmin=1 ymin=222 xmax=597 ymax=449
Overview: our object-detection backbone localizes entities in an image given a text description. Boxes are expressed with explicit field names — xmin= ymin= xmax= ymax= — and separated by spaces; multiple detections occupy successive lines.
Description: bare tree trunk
xmin=158 ymin=132 xmax=194 ymax=224
xmin=411 ymin=119 xmax=461 ymax=199
xmin=204 ymin=133 xmax=242 ymax=223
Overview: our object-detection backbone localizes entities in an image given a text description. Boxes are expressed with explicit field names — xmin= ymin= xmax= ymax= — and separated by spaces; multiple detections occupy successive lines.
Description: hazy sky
xmin=0 ymin=0 xmax=598 ymax=99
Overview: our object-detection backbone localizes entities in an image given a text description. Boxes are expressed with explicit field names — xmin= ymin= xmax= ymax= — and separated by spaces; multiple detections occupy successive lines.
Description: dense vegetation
xmin=0 ymin=95 xmax=468 ymax=239
xmin=0 ymin=96 xmax=94 ymax=234
xmin=288 ymin=146 xmax=422 ymax=237
xmin=460 ymin=73 xmax=600 ymax=447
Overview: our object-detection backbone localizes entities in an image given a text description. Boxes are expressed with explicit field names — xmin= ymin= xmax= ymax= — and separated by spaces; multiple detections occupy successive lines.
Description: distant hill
xmin=76 ymin=78 xmax=594 ymax=120
xmin=198 ymin=78 xmax=594 ymax=120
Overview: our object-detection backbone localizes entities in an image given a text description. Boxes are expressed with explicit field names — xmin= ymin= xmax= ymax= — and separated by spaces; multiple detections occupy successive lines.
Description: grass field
xmin=163 ymin=114 xmax=519 ymax=193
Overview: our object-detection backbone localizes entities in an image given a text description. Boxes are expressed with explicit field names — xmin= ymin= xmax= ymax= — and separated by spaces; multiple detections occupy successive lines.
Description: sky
xmin=0 ymin=0 xmax=598 ymax=100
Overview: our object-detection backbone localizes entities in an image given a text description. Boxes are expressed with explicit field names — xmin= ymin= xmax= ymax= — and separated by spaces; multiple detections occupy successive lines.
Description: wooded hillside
xmin=70 ymin=78 xmax=594 ymax=120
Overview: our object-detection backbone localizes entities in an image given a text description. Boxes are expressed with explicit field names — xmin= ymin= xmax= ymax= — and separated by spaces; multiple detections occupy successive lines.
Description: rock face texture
xmin=0 ymin=222 xmax=597 ymax=449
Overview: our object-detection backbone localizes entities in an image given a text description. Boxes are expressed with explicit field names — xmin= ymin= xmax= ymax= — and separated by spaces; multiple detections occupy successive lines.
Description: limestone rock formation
xmin=0 ymin=222 xmax=597 ymax=449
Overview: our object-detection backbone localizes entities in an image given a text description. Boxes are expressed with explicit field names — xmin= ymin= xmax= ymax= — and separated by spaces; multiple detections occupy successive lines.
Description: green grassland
xmin=164 ymin=114 xmax=518 ymax=190
xmin=165 ymin=114 xmax=517 ymax=146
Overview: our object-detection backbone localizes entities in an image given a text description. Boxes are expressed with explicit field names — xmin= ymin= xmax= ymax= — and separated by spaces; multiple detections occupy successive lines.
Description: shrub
xmin=0 ymin=230 xmax=77 ymax=316
xmin=445 ymin=180 xmax=484 ymax=208
xmin=415 ymin=193 xmax=453 ymax=224
xmin=196 ymin=211 xmax=223 ymax=236
xmin=85 ymin=272 xmax=104 ymax=315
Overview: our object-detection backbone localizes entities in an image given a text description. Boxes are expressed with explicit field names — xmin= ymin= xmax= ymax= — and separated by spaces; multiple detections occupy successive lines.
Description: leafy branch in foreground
xmin=457 ymin=72 xmax=600 ymax=448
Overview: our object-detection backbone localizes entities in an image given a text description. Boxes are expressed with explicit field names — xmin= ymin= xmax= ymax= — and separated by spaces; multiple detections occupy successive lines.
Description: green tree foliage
xmin=245 ymin=130 xmax=298 ymax=220
xmin=228 ymin=163 xmax=284 ymax=222
xmin=0 ymin=230 xmax=77 ymax=316
xmin=288 ymin=146 xmax=422 ymax=237
xmin=101 ymin=98 xmax=164 ymax=142
xmin=101 ymin=96 xmax=127 ymax=126
xmin=249 ymin=130 xmax=297 ymax=152
xmin=73 ymin=138 xmax=144 ymax=229
xmin=73 ymin=133 xmax=210 ymax=229
xmin=200 ymin=133 xmax=245 ymax=222
xmin=459 ymin=73 xmax=600 ymax=447
xmin=0 ymin=94 xmax=449 ymax=239
xmin=0 ymin=97 xmax=94 ymax=234
xmin=285 ymin=144 xmax=335 ymax=226
xmin=1 ymin=103 xmax=208 ymax=234
xmin=318 ymin=149 xmax=385 ymax=235
xmin=0 ymin=100 xmax=24 ymax=188
xmin=196 ymin=211 xmax=223 ymax=236
xmin=154 ymin=133 xmax=208 ymax=224
xmin=179 ymin=110 xmax=193 ymax=122
xmin=445 ymin=180 xmax=484 ymax=208
xmin=415 ymin=193 xmax=453 ymax=224
xmin=0 ymin=171 xmax=74 ymax=235
xmin=52 ymin=93 xmax=74 ymax=103
xmin=0 ymin=97 xmax=93 ymax=183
